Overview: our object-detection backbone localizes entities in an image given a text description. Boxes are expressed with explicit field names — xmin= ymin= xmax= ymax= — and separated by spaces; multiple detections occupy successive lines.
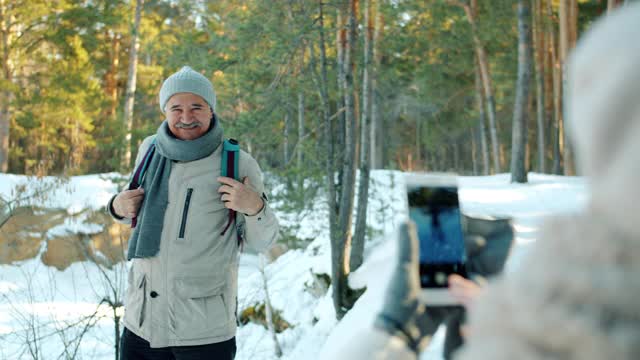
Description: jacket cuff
xmin=242 ymin=197 xmax=278 ymax=252
xmin=107 ymin=194 xmax=132 ymax=225
xmin=243 ymin=199 xmax=271 ymax=226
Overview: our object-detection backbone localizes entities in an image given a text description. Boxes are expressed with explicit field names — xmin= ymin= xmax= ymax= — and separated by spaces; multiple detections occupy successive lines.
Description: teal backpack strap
xmin=220 ymin=139 xmax=242 ymax=248
xmin=221 ymin=139 xmax=240 ymax=180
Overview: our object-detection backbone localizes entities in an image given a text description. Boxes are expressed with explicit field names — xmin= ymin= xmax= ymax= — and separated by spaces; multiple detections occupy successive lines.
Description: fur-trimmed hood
xmin=566 ymin=3 xmax=640 ymax=238
xmin=457 ymin=4 xmax=640 ymax=359
xmin=456 ymin=213 xmax=640 ymax=359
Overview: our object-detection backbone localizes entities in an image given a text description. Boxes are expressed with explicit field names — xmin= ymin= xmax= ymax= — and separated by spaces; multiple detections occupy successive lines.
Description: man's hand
xmin=113 ymin=188 xmax=145 ymax=218
xmin=217 ymin=176 xmax=264 ymax=216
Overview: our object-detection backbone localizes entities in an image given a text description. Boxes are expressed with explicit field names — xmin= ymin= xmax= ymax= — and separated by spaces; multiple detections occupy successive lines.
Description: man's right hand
xmin=113 ymin=188 xmax=145 ymax=219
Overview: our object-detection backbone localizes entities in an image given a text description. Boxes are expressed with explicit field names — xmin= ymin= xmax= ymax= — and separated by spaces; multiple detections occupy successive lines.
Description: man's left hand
xmin=217 ymin=176 xmax=264 ymax=216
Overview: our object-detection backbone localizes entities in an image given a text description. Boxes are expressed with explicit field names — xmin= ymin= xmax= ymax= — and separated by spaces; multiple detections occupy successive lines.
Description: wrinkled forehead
xmin=166 ymin=92 xmax=209 ymax=107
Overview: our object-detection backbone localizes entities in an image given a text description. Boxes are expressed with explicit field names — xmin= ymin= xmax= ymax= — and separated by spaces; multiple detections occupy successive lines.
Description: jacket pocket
xmin=124 ymin=269 xmax=147 ymax=330
xmin=178 ymin=188 xmax=193 ymax=240
xmin=171 ymin=276 xmax=230 ymax=340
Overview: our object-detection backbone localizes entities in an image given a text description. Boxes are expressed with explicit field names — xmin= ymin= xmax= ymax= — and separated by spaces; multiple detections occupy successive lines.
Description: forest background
xmin=0 ymin=0 xmax=631 ymax=319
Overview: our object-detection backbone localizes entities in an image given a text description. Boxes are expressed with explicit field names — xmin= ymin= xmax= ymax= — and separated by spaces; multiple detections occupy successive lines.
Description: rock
xmin=1 ymin=207 xmax=131 ymax=270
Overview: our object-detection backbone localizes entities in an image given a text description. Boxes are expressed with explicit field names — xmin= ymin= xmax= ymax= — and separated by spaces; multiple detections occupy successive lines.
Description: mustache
xmin=175 ymin=122 xmax=201 ymax=129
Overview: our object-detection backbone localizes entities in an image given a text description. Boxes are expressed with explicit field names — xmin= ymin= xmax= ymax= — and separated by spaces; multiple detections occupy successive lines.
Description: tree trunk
xmin=543 ymin=0 xmax=554 ymax=170
xmin=311 ymin=0 xmax=339 ymax=321
xmin=548 ymin=0 xmax=562 ymax=175
xmin=471 ymin=128 xmax=479 ymax=175
xmin=122 ymin=0 xmax=144 ymax=170
xmin=453 ymin=142 xmax=460 ymax=172
xmin=533 ymin=0 xmax=546 ymax=173
xmin=558 ymin=0 xmax=576 ymax=175
xmin=336 ymin=9 xmax=346 ymax=199
xmin=333 ymin=0 xmax=358 ymax=320
xmin=369 ymin=0 xmax=382 ymax=169
xmin=0 ymin=0 xmax=12 ymax=173
xmin=310 ymin=1 xmax=336 ymax=214
xmin=105 ymin=32 xmax=121 ymax=122
xmin=283 ymin=111 xmax=290 ymax=165
xmin=459 ymin=0 xmax=500 ymax=173
xmin=415 ymin=118 xmax=421 ymax=166
xmin=564 ymin=0 xmax=577 ymax=175
xmin=114 ymin=313 xmax=121 ymax=360
xmin=297 ymin=92 xmax=304 ymax=190
xmin=259 ymin=255 xmax=283 ymax=357
xmin=352 ymin=0 xmax=373 ymax=273
xmin=474 ymin=60 xmax=490 ymax=175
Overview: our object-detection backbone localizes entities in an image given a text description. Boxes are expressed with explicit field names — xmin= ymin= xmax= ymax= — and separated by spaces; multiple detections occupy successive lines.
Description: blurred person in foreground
xmin=456 ymin=4 xmax=640 ymax=358
xmin=324 ymin=4 xmax=640 ymax=359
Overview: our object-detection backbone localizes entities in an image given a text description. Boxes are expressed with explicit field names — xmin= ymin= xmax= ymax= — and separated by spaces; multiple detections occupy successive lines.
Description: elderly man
xmin=107 ymin=66 xmax=279 ymax=359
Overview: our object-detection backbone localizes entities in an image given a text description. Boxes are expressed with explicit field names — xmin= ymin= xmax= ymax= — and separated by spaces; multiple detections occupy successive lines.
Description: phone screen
xmin=408 ymin=186 xmax=467 ymax=288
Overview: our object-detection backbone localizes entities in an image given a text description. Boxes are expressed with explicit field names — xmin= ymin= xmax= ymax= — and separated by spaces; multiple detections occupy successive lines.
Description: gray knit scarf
xmin=127 ymin=118 xmax=223 ymax=260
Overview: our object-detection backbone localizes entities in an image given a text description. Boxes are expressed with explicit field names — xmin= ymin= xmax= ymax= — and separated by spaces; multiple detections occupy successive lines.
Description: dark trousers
xmin=120 ymin=327 xmax=236 ymax=360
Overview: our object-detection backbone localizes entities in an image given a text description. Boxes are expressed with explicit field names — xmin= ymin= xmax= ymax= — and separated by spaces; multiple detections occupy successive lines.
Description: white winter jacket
xmin=109 ymin=135 xmax=279 ymax=347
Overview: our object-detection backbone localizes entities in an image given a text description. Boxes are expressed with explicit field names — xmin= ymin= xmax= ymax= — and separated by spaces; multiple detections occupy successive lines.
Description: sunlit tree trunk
xmin=452 ymin=0 xmax=500 ymax=173
xmin=310 ymin=0 xmax=340 ymax=321
xmin=474 ymin=60 xmax=490 ymax=175
xmin=453 ymin=142 xmax=460 ymax=172
xmin=565 ymin=0 xmax=578 ymax=175
xmin=122 ymin=0 xmax=144 ymax=170
xmin=370 ymin=0 xmax=382 ymax=169
xmin=333 ymin=0 xmax=359 ymax=320
xmin=352 ymin=0 xmax=374 ymax=272
xmin=511 ymin=0 xmax=532 ymax=183
xmin=547 ymin=0 xmax=562 ymax=175
xmin=259 ymin=255 xmax=283 ymax=357
xmin=105 ymin=32 xmax=121 ymax=123
xmin=297 ymin=92 xmax=304 ymax=190
xmin=471 ymin=128 xmax=479 ymax=175
xmin=543 ymin=0 xmax=554 ymax=169
xmin=336 ymin=9 xmax=346 ymax=198
xmin=558 ymin=0 xmax=577 ymax=175
xmin=533 ymin=0 xmax=546 ymax=173
xmin=0 ymin=0 xmax=12 ymax=172
xmin=283 ymin=111 xmax=290 ymax=165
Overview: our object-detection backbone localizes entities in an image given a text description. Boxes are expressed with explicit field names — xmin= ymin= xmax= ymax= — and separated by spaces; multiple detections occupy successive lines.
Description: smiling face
xmin=165 ymin=92 xmax=214 ymax=140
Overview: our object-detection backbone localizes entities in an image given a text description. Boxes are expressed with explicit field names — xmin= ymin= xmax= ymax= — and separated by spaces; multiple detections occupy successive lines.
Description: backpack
xmin=128 ymin=138 xmax=243 ymax=247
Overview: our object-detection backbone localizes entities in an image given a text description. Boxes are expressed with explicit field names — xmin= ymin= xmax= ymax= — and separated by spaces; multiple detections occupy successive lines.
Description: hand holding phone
xmin=447 ymin=274 xmax=483 ymax=310
xmin=406 ymin=173 xmax=468 ymax=306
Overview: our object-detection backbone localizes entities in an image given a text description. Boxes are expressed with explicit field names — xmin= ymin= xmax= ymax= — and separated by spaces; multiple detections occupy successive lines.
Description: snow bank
xmin=0 ymin=171 xmax=587 ymax=360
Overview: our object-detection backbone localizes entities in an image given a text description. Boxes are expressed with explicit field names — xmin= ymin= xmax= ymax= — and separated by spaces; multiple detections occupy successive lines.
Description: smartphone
xmin=406 ymin=173 xmax=468 ymax=306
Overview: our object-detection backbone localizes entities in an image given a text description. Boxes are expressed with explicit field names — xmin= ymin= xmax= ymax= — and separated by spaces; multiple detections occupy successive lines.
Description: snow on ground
xmin=0 ymin=171 xmax=587 ymax=360
xmin=319 ymin=173 xmax=587 ymax=360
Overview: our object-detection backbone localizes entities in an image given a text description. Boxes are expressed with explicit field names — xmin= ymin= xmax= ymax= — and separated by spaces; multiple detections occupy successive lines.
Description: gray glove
xmin=374 ymin=222 xmax=436 ymax=353
xmin=374 ymin=217 xmax=514 ymax=354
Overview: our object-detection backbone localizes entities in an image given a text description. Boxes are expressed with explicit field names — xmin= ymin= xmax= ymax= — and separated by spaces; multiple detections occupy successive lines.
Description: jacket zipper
xmin=178 ymin=188 xmax=193 ymax=239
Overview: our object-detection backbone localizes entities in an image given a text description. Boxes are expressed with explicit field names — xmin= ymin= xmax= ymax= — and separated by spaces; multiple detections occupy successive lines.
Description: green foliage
xmin=4 ymin=0 xmax=604 ymax=176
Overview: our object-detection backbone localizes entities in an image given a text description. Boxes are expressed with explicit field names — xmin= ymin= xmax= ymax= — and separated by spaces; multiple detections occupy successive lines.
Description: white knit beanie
xmin=159 ymin=66 xmax=216 ymax=113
